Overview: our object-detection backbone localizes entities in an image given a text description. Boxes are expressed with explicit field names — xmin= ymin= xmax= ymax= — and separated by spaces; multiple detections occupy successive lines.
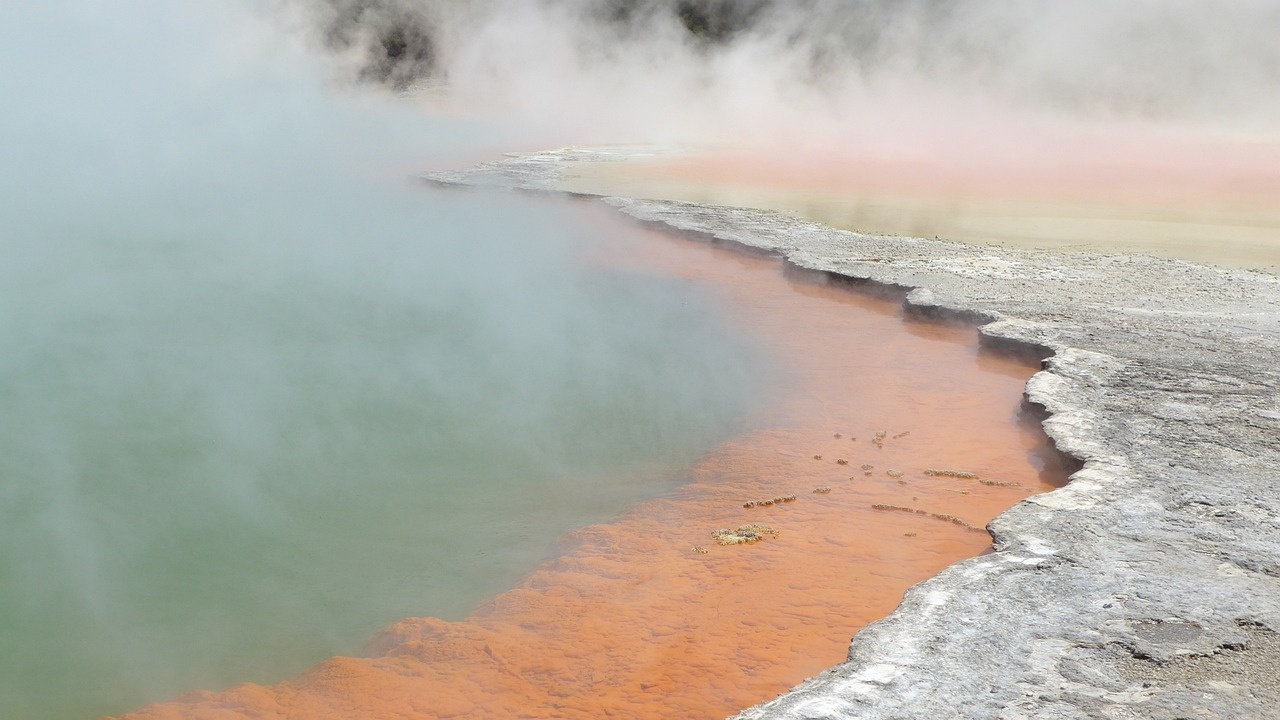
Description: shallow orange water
xmin=119 ymin=203 xmax=1066 ymax=720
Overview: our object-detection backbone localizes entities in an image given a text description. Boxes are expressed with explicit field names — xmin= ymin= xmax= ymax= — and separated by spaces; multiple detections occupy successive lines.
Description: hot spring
xmin=0 ymin=4 xmax=772 ymax=717
xmin=2 ymin=2 xmax=1082 ymax=718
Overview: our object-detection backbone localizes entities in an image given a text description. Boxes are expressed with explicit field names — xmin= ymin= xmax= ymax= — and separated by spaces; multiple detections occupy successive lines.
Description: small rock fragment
xmin=924 ymin=469 xmax=980 ymax=479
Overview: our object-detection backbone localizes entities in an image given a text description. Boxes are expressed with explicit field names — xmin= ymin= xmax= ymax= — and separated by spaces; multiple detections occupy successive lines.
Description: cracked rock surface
xmin=428 ymin=148 xmax=1280 ymax=720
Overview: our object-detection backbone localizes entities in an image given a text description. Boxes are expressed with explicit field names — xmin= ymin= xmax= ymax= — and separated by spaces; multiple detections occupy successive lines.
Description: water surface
xmin=120 ymin=206 xmax=1071 ymax=720
xmin=0 ymin=5 xmax=773 ymax=718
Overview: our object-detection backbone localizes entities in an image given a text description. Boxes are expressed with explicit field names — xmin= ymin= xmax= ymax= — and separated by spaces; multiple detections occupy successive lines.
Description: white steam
xmin=290 ymin=0 xmax=1280 ymax=147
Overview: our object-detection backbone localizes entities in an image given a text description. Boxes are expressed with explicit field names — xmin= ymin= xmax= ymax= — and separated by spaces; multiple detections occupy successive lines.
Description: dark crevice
xmin=1019 ymin=398 xmax=1085 ymax=488
xmin=979 ymin=332 xmax=1054 ymax=366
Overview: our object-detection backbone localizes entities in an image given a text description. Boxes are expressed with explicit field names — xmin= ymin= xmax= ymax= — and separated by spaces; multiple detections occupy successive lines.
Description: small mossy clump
xmin=712 ymin=524 xmax=779 ymax=545
xmin=871 ymin=504 xmax=987 ymax=534
xmin=743 ymin=495 xmax=797 ymax=508
xmin=924 ymin=469 xmax=980 ymax=480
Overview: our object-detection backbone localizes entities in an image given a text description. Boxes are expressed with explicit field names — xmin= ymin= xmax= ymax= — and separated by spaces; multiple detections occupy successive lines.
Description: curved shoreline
xmin=429 ymin=148 xmax=1280 ymax=718
xmin=115 ymin=181 xmax=1061 ymax=719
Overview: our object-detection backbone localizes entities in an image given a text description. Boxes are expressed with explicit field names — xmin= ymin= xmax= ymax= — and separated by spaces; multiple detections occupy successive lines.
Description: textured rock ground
xmin=428 ymin=148 xmax=1280 ymax=720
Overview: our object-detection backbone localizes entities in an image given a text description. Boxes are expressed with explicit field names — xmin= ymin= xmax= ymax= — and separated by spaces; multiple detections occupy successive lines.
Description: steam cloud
xmin=286 ymin=0 xmax=1280 ymax=145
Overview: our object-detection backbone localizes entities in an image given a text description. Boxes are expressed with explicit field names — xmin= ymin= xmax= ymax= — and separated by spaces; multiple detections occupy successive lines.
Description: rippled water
xmin=0 ymin=5 xmax=772 ymax=718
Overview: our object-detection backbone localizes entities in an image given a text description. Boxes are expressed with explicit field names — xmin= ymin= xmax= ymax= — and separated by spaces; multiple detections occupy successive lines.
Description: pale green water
xmin=0 ymin=4 xmax=772 ymax=718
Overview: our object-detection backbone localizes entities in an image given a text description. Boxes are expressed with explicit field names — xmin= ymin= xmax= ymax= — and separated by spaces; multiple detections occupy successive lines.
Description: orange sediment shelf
xmin=120 ymin=207 xmax=1068 ymax=720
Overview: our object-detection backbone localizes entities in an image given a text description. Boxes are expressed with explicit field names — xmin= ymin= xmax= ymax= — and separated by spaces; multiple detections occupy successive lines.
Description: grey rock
xmin=426 ymin=148 xmax=1280 ymax=720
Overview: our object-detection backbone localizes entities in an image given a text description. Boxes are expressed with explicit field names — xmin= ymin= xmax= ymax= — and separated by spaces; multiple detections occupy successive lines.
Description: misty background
xmin=287 ymin=0 xmax=1280 ymax=144
xmin=0 ymin=2 xmax=772 ymax=718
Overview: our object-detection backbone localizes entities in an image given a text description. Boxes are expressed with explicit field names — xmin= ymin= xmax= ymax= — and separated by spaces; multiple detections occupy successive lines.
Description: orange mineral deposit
xmin=120 ymin=203 xmax=1069 ymax=720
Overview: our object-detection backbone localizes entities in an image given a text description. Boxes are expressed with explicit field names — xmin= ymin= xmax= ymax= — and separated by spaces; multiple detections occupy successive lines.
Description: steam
xmin=288 ymin=0 xmax=1280 ymax=146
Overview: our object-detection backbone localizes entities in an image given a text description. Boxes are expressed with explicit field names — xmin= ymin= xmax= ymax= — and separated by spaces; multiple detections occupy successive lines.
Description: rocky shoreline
xmin=429 ymin=148 xmax=1280 ymax=719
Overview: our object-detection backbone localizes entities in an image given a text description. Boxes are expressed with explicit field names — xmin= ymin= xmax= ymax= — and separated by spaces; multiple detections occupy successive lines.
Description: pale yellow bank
xmin=560 ymin=139 xmax=1280 ymax=272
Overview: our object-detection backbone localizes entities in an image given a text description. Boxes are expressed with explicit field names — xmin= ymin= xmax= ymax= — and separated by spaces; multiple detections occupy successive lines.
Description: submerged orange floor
xmin=120 ymin=204 xmax=1067 ymax=720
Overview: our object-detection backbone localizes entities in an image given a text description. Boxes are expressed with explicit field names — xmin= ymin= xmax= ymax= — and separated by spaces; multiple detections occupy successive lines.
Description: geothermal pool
xmin=0 ymin=182 xmax=787 ymax=719
xmin=3 ymin=3 xmax=1073 ymax=718
xmin=0 ymin=6 xmax=779 ymax=716
xmin=117 ymin=200 xmax=1069 ymax=720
